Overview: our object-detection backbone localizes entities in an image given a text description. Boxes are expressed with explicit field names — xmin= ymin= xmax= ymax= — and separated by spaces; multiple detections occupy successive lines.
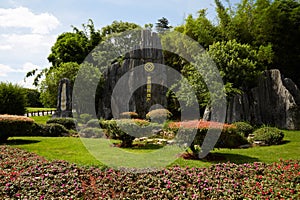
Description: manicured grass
xmin=6 ymin=137 xmax=103 ymax=168
xmin=5 ymin=130 xmax=299 ymax=169
xmin=26 ymin=107 xmax=56 ymax=113
xmin=29 ymin=115 xmax=52 ymax=124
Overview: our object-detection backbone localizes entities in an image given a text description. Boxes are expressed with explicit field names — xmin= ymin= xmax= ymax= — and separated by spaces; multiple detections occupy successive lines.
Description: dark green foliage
xmin=79 ymin=127 xmax=104 ymax=138
xmin=146 ymin=109 xmax=172 ymax=123
xmin=0 ymin=115 xmax=34 ymax=142
xmin=0 ymin=82 xmax=27 ymax=115
xmin=253 ymin=127 xmax=284 ymax=145
xmin=46 ymin=118 xmax=77 ymax=130
xmin=233 ymin=121 xmax=254 ymax=137
xmin=119 ymin=112 xmax=139 ymax=119
xmin=32 ymin=123 xmax=70 ymax=137
xmin=23 ymin=88 xmax=43 ymax=107
xmin=86 ymin=119 xmax=100 ymax=128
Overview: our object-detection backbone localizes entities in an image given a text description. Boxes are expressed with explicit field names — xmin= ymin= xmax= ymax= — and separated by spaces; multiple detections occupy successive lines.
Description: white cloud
xmin=0 ymin=7 xmax=60 ymax=34
xmin=0 ymin=62 xmax=41 ymax=76
xmin=0 ymin=33 xmax=56 ymax=53
xmin=0 ymin=44 xmax=12 ymax=50
xmin=0 ymin=63 xmax=15 ymax=76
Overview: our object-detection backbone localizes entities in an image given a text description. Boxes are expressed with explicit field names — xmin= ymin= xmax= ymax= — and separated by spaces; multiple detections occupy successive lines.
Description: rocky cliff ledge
xmin=226 ymin=69 xmax=300 ymax=130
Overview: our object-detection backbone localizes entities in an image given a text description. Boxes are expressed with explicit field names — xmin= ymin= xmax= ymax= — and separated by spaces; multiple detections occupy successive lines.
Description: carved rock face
xmin=53 ymin=78 xmax=73 ymax=118
xmin=226 ymin=69 xmax=300 ymax=130
xmin=97 ymin=31 xmax=167 ymax=119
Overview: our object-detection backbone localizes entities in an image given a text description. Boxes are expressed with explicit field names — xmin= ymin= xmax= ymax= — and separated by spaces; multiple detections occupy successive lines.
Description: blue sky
xmin=0 ymin=0 xmax=239 ymax=88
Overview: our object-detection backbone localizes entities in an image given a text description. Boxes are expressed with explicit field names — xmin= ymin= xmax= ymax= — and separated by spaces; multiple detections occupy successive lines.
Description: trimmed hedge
xmin=252 ymin=127 xmax=284 ymax=145
xmin=233 ymin=121 xmax=254 ymax=137
xmin=46 ymin=118 xmax=77 ymax=130
xmin=0 ymin=115 xmax=34 ymax=142
xmin=146 ymin=109 xmax=172 ymax=123
xmin=169 ymin=120 xmax=248 ymax=154
xmin=32 ymin=123 xmax=70 ymax=137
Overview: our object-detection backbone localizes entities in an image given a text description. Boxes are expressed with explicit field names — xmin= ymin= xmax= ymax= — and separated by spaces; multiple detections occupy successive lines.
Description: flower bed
xmin=168 ymin=120 xmax=235 ymax=129
xmin=0 ymin=145 xmax=299 ymax=199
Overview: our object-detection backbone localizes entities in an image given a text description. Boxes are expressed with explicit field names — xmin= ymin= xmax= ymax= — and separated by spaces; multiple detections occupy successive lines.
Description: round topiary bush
xmin=146 ymin=109 xmax=172 ymax=123
xmin=233 ymin=121 xmax=254 ymax=137
xmin=46 ymin=118 xmax=77 ymax=130
xmin=119 ymin=112 xmax=139 ymax=119
xmin=252 ymin=127 xmax=284 ymax=145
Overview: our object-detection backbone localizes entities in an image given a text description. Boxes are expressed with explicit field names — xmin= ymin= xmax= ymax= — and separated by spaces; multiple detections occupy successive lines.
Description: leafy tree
xmin=0 ymin=82 xmax=27 ymax=115
xmin=214 ymin=0 xmax=300 ymax=86
xmin=39 ymin=62 xmax=80 ymax=107
xmin=101 ymin=21 xmax=140 ymax=38
xmin=155 ymin=17 xmax=172 ymax=33
xmin=208 ymin=39 xmax=273 ymax=90
xmin=175 ymin=10 xmax=220 ymax=49
xmin=24 ymin=88 xmax=43 ymax=107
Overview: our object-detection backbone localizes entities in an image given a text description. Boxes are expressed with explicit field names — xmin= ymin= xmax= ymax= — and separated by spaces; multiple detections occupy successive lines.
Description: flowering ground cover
xmin=0 ymin=145 xmax=299 ymax=199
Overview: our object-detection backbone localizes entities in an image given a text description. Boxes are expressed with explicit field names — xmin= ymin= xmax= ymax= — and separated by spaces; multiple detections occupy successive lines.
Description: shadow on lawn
xmin=182 ymin=152 xmax=260 ymax=164
xmin=5 ymin=139 xmax=41 ymax=145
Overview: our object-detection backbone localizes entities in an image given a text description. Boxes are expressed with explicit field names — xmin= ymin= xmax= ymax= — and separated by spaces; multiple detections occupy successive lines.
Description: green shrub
xmin=100 ymin=119 xmax=162 ymax=147
xmin=0 ymin=115 xmax=34 ymax=142
xmin=252 ymin=127 xmax=284 ymax=145
xmin=79 ymin=127 xmax=104 ymax=138
xmin=233 ymin=121 xmax=254 ymax=137
xmin=0 ymin=82 xmax=27 ymax=115
xmin=86 ymin=119 xmax=100 ymax=128
xmin=32 ymin=123 xmax=70 ymax=137
xmin=79 ymin=114 xmax=93 ymax=123
xmin=47 ymin=118 xmax=77 ymax=130
xmin=173 ymin=126 xmax=248 ymax=154
xmin=146 ymin=109 xmax=172 ymax=123
xmin=119 ymin=112 xmax=139 ymax=119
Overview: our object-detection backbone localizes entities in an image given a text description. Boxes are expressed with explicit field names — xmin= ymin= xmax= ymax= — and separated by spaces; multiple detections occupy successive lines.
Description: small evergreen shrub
xmin=0 ymin=115 xmax=34 ymax=142
xmin=146 ymin=109 xmax=172 ymax=123
xmin=86 ymin=119 xmax=100 ymax=128
xmin=252 ymin=127 xmax=284 ymax=145
xmin=79 ymin=127 xmax=104 ymax=138
xmin=46 ymin=118 xmax=77 ymax=130
xmin=119 ymin=112 xmax=139 ymax=119
xmin=79 ymin=114 xmax=93 ymax=123
xmin=233 ymin=121 xmax=254 ymax=137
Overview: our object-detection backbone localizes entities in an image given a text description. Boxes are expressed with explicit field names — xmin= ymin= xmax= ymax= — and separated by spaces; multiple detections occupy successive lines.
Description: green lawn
xmin=26 ymin=107 xmax=56 ymax=113
xmin=29 ymin=115 xmax=52 ymax=124
xmin=6 ymin=130 xmax=299 ymax=169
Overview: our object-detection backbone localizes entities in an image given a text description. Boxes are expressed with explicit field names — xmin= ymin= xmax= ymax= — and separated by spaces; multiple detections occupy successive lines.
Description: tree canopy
xmin=27 ymin=0 xmax=300 ymax=111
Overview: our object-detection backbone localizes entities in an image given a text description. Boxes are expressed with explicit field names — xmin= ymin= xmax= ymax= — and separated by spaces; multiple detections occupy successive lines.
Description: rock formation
xmin=97 ymin=30 xmax=167 ymax=119
xmin=226 ymin=69 xmax=300 ymax=129
xmin=53 ymin=78 xmax=73 ymax=118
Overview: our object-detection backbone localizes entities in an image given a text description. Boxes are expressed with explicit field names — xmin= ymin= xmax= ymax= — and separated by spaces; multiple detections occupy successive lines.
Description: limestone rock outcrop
xmin=97 ymin=30 xmax=167 ymax=119
xmin=226 ymin=69 xmax=300 ymax=129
